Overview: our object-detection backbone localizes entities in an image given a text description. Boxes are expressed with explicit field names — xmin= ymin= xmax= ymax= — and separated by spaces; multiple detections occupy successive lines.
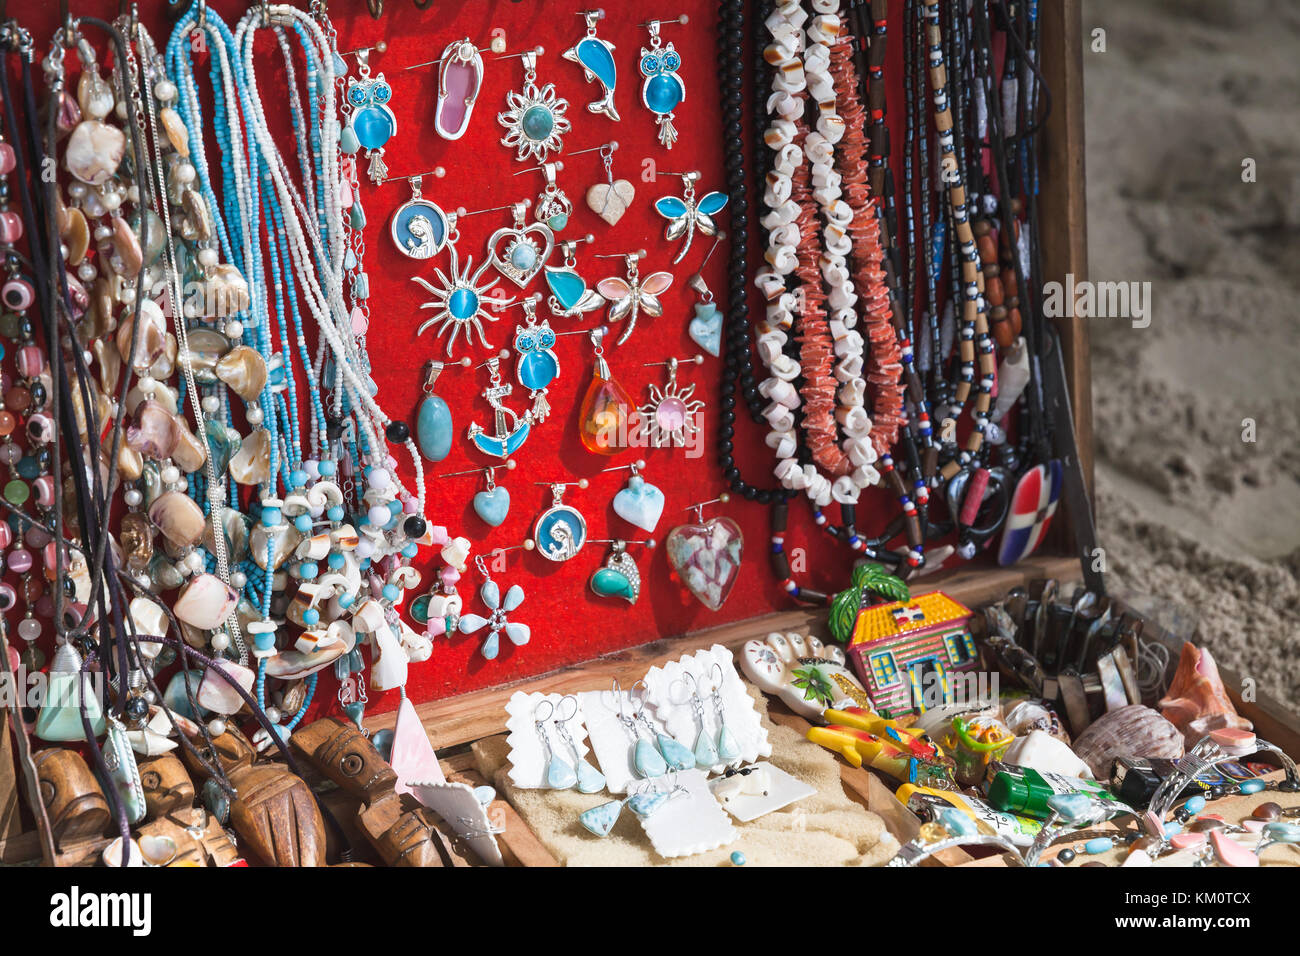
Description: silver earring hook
xmin=555 ymin=694 xmax=579 ymax=724
xmin=533 ymin=697 xmax=555 ymax=723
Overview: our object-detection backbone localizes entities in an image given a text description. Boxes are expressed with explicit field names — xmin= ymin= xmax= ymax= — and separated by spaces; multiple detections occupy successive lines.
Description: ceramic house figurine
xmin=847 ymin=592 xmax=979 ymax=718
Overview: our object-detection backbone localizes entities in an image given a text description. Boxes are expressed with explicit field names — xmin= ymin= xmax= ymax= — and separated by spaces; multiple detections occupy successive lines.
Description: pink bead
xmin=42 ymin=541 xmax=58 ymax=570
xmin=17 ymin=345 xmax=43 ymax=379
xmin=1 ymin=278 xmax=32 ymax=311
xmin=403 ymin=497 xmax=418 ymax=514
xmin=24 ymin=525 xmax=49 ymax=548
xmin=34 ymin=476 xmax=55 ymax=510
xmin=0 ymin=444 xmax=19 ymax=465
xmin=439 ymin=566 xmax=459 ymax=586
xmin=428 ymin=524 xmax=450 ymax=547
xmin=0 ymin=143 xmax=13 ymax=175
xmin=385 ymin=455 xmax=398 ymax=469
xmin=34 ymin=595 xmax=53 ymax=618
xmin=0 ymin=523 xmax=11 ymax=549
xmin=0 ymin=211 xmax=21 ymax=244
xmin=0 ymin=583 xmax=14 ymax=610
xmin=6 ymin=549 xmax=32 ymax=573
xmin=27 ymin=414 xmax=55 ymax=445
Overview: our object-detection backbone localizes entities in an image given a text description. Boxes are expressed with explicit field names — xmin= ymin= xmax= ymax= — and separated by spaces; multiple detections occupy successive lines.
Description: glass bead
xmin=3 ymin=479 xmax=28 ymax=505
xmin=16 ymin=617 xmax=40 ymax=641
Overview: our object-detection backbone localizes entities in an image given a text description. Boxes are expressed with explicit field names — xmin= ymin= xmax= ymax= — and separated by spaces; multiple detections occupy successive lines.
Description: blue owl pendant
xmin=639 ymin=33 xmax=684 ymax=149
xmin=514 ymin=301 xmax=559 ymax=423
xmin=344 ymin=68 xmax=397 ymax=184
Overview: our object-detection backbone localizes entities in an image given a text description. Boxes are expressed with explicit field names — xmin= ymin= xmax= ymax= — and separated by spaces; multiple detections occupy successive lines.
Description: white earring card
xmin=504 ymin=691 xmax=593 ymax=790
xmin=639 ymin=769 xmax=737 ymax=858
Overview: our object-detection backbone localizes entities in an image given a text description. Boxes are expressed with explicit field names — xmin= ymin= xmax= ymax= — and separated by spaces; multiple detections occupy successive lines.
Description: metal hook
xmin=533 ymin=697 xmax=555 ymax=724
xmin=555 ymin=695 xmax=579 ymax=724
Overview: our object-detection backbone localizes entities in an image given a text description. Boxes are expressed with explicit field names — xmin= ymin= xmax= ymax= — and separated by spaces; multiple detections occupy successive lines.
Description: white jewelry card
xmin=643 ymin=644 xmax=770 ymax=773
xmin=578 ymin=688 xmax=660 ymax=794
xmin=407 ymin=780 xmax=504 ymax=867
xmin=708 ymin=762 xmax=816 ymax=823
xmin=639 ymin=769 xmax=737 ymax=858
xmin=504 ymin=691 xmax=592 ymax=790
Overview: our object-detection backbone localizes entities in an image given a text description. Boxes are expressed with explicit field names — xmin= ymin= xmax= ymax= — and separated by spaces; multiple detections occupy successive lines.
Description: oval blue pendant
xmin=416 ymin=394 xmax=453 ymax=463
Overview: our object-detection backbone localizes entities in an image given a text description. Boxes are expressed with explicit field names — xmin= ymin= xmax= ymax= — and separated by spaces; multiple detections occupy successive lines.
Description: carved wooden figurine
xmin=33 ymin=748 xmax=110 ymax=845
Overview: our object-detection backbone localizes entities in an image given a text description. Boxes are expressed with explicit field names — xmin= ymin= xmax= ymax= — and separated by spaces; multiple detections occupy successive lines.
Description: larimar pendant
xmin=498 ymin=51 xmax=571 ymax=163
xmin=563 ymin=11 xmax=620 ymax=121
xmin=457 ymin=573 xmax=529 ymax=661
xmin=633 ymin=737 xmax=668 ymax=778
xmin=416 ymin=360 xmax=453 ymax=463
xmin=657 ymin=733 xmax=695 ymax=772
xmin=488 ymin=202 xmax=553 ymax=287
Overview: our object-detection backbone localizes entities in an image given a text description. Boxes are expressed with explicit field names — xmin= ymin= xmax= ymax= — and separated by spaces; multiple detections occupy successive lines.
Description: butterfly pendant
xmin=654 ymin=183 xmax=727 ymax=264
xmin=596 ymin=261 xmax=673 ymax=346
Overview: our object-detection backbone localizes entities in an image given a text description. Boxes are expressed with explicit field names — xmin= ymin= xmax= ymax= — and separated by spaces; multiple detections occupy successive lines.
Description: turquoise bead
xmin=521 ymin=105 xmax=554 ymax=140
xmin=1084 ymin=837 xmax=1114 ymax=855
xmin=302 ymin=609 xmax=320 ymax=627
xmin=644 ymin=73 xmax=683 ymax=114
xmin=1240 ymin=779 xmax=1266 ymax=794
xmin=1184 ymin=795 xmax=1207 ymax=814
xmin=416 ymin=394 xmax=453 ymax=463
xmin=730 ymin=851 xmax=746 ymax=866
xmin=510 ymin=243 xmax=537 ymax=271
xmin=939 ymin=807 xmax=978 ymax=837
xmin=1164 ymin=821 xmax=1183 ymax=837
xmin=449 ymin=288 xmax=479 ymax=320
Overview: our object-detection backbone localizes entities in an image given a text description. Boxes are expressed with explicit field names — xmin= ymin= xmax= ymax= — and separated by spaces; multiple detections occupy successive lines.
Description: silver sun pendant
xmin=412 ymin=242 xmax=514 ymax=357
xmin=497 ymin=51 xmax=571 ymax=163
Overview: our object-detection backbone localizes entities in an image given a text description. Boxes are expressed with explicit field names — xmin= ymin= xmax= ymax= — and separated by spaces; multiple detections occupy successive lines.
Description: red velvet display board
xmin=21 ymin=0 xmax=931 ymax=719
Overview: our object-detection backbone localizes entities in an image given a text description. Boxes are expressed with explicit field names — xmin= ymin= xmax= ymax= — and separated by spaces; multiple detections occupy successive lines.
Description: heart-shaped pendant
xmin=666 ymin=516 xmax=743 ymax=611
xmin=488 ymin=220 xmax=554 ymax=288
xmin=473 ymin=486 xmax=511 ymax=527
xmin=687 ymin=301 xmax=722 ymax=357
xmin=612 ymin=473 xmax=665 ymax=533
xmin=589 ymin=545 xmax=640 ymax=604
xmin=585 ymin=179 xmax=636 ymax=226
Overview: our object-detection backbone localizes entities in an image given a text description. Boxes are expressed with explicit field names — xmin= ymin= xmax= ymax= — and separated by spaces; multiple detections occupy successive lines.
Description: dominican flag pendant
xmin=997 ymin=460 xmax=1063 ymax=566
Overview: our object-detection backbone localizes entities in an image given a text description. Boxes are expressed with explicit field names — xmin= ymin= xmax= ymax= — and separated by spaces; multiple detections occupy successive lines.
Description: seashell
xmin=180 ymin=328 xmax=230 ymax=384
xmin=204 ymin=264 xmax=251 ymax=318
xmin=181 ymin=189 xmax=212 ymax=242
xmin=127 ymin=727 xmax=178 ymax=757
xmin=1070 ymin=704 xmax=1184 ymax=779
xmin=196 ymin=658 xmax=255 ymax=714
xmin=171 ymin=416 xmax=208 ymax=473
xmin=148 ymin=491 xmax=206 ymax=549
xmin=77 ymin=67 xmax=115 ymax=120
xmin=102 ymin=836 xmax=146 ymax=868
xmin=116 ymin=297 xmax=167 ymax=370
xmin=92 ymin=337 xmax=121 ymax=395
xmin=250 ymin=522 xmax=302 ymax=571
xmin=65 ymin=119 xmax=125 ymax=186
xmin=228 ymin=427 xmax=271 ymax=486
xmin=62 ymin=205 xmax=90 ymax=265
xmin=110 ymin=215 xmax=143 ymax=278
xmin=147 ymin=333 xmax=178 ymax=381
xmin=138 ymin=833 xmax=179 ymax=867
xmin=159 ymin=107 xmax=189 ymax=156
xmin=125 ymin=399 xmax=181 ymax=460
xmin=1159 ymin=642 xmax=1251 ymax=745
xmin=56 ymin=90 xmax=82 ymax=133
xmin=215 ymin=345 xmax=268 ymax=402
xmin=205 ymin=509 xmax=251 ymax=566
xmin=125 ymin=380 xmax=178 ymax=417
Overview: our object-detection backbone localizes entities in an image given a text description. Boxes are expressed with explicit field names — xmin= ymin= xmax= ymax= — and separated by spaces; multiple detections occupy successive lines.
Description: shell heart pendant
xmin=585 ymin=180 xmax=635 ymax=226
xmin=612 ymin=474 xmax=664 ymax=533
xmin=666 ymin=516 xmax=743 ymax=611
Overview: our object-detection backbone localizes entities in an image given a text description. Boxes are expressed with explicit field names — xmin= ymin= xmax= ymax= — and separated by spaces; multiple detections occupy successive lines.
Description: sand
xmin=1083 ymin=0 xmax=1300 ymax=710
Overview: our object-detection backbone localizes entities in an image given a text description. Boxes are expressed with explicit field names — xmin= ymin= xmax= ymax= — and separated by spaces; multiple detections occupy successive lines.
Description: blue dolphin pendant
xmin=563 ymin=15 xmax=619 ymax=122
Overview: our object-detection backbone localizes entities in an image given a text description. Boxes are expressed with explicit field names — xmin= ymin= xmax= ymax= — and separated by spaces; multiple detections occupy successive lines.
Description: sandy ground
xmin=1083 ymin=0 xmax=1300 ymax=709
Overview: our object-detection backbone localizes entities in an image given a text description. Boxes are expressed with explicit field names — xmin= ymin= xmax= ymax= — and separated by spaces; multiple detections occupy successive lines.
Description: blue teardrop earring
xmin=683 ymin=673 xmax=719 ymax=767
xmin=343 ymin=47 xmax=397 ymax=183
xmin=633 ymin=680 xmax=695 ymax=772
xmin=613 ymin=679 xmax=666 ymax=778
xmin=553 ymin=695 xmax=605 ymax=794
xmin=709 ymin=663 xmax=741 ymax=765
xmin=580 ymin=778 xmax=687 ymax=837
xmin=533 ymin=699 xmax=577 ymax=790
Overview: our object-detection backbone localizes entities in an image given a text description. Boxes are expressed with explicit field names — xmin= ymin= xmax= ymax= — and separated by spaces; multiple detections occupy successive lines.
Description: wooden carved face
xmin=138 ymin=753 xmax=196 ymax=818
xmin=290 ymin=716 xmax=397 ymax=798
xmin=33 ymin=748 xmax=110 ymax=841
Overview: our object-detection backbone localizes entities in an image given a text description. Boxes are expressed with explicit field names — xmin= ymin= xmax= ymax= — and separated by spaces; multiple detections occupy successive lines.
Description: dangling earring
xmin=554 ymin=695 xmax=605 ymax=793
xmin=587 ymin=537 xmax=654 ymax=605
xmin=654 ymin=170 xmax=727 ymax=263
xmin=638 ymin=15 xmax=688 ymax=149
xmin=633 ymin=680 xmax=694 ymax=772
xmin=457 ymin=555 xmax=529 ymax=660
xmin=544 ymin=236 xmax=603 ymax=317
xmin=526 ymin=479 xmax=589 ymax=562
xmin=577 ymin=327 xmax=633 ymax=456
xmin=612 ymin=679 xmax=666 ymax=778
xmin=390 ymin=173 xmax=451 ymax=260
xmin=686 ymin=233 xmax=724 ymax=357
xmin=415 ymin=358 xmax=468 ymax=463
xmin=638 ymin=354 xmax=705 ymax=449
xmin=580 ymin=778 xmax=687 ymax=837
xmin=709 ymin=663 xmax=741 ymax=764
xmin=533 ymin=699 xmax=577 ymax=789
xmin=605 ymin=459 xmax=666 ymax=533
xmin=533 ymin=162 xmax=573 ymax=233
xmin=682 ymin=673 xmax=719 ymax=767
xmin=563 ymin=8 xmax=619 ymax=122
xmin=498 ymin=48 xmax=570 ymax=163
xmin=343 ymin=47 xmax=398 ymax=183
xmin=513 ymin=295 xmax=559 ymax=422
xmin=595 ymin=251 xmax=673 ymax=346
xmin=488 ymin=201 xmax=554 ymax=289
xmin=467 ymin=356 xmax=533 ymax=459
xmin=584 ymin=142 xmax=635 ymax=225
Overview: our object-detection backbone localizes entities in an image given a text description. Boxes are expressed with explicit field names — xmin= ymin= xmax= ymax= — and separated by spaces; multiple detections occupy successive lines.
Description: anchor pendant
xmin=468 ymin=358 xmax=533 ymax=458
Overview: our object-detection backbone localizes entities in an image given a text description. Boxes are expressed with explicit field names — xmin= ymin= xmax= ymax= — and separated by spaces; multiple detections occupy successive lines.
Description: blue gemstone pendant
xmin=638 ymin=23 xmax=685 ymax=149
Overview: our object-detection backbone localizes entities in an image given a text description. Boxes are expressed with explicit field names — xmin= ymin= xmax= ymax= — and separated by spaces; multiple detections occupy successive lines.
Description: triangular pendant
xmin=627 ymin=790 xmax=669 ymax=818
xmin=580 ymin=799 xmax=624 ymax=837
xmin=693 ymin=728 xmax=720 ymax=767
xmin=657 ymin=733 xmax=695 ymax=772
xmin=391 ymin=696 xmax=446 ymax=795
xmin=717 ymin=724 xmax=741 ymax=763
xmin=575 ymin=759 xmax=606 ymax=794
xmin=633 ymin=738 xmax=667 ymax=778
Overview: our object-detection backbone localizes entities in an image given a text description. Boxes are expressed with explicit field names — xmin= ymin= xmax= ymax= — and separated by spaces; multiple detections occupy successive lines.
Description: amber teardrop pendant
xmin=578 ymin=353 xmax=632 ymax=456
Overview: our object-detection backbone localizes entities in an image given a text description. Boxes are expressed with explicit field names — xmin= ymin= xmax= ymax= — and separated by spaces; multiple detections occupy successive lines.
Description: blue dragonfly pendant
xmin=654 ymin=172 xmax=728 ymax=264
